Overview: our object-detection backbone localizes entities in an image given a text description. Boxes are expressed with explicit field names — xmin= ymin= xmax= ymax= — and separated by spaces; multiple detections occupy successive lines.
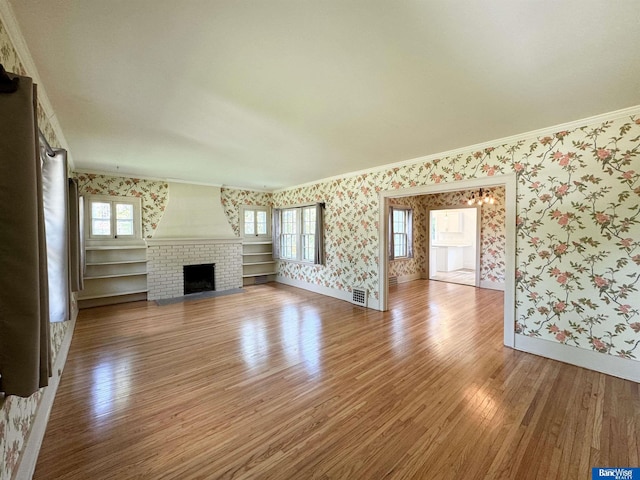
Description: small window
xmin=389 ymin=207 xmax=413 ymax=260
xmin=86 ymin=195 xmax=141 ymax=240
xmin=241 ymin=206 xmax=271 ymax=239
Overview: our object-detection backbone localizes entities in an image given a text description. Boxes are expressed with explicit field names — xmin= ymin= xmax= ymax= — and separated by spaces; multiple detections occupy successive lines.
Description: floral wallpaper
xmin=388 ymin=195 xmax=428 ymax=280
xmin=220 ymin=188 xmax=273 ymax=236
xmin=73 ymin=172 xmax=169 ymax=239
xmin=1 ymin=16 xmax=73 ymax=480
xmin=273 ymin=115 xmax=640 ymax=361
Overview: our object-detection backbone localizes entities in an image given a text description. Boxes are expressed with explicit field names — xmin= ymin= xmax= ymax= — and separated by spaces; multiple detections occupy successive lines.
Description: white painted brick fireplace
xmin=146 ymin=238 xmax=242 ymax=300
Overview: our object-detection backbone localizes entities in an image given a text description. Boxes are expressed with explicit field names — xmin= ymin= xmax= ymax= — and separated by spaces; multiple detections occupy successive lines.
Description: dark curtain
xmin=272 ymin=208 xmax=281 ymax=259
xmin=314 ymin=203 xmax=325 ymax=265
xmin=0 ymin=70 xmax=51 ymax=397
xmin=68 ymin=178 xmax=84 ymax=292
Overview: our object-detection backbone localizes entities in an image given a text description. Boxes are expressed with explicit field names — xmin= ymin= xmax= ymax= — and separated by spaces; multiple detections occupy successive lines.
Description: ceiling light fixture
xmin=466 ymin=188 xmax=495 ymax=206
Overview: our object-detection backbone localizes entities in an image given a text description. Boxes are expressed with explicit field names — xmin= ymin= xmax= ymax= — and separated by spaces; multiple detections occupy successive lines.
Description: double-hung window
xmin=86 ymin=194 xmax=141 ymax=240
xmin=274 ymin=204 xmax=324 ymax=264
xmin=389 ymin=206 xmax=413 ymax=260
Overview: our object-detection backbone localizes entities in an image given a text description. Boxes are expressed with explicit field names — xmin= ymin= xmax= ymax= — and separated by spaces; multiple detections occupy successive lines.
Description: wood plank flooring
xmin=430 ymin=268 xmax=476 ymax=286
xmin=34 ymin=281 xmax=639 ymax=479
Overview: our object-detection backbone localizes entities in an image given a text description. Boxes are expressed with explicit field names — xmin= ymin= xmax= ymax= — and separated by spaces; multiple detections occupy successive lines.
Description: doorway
xmin=378 ymin=175 xmax=517 ymax=348
xmin=428 ymin=207 xmax=480 ymax=287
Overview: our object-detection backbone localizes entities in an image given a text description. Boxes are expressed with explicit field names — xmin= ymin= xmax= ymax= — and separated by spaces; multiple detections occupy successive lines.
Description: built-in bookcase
xmin=79 ymin=243 xmax=148 ymax=308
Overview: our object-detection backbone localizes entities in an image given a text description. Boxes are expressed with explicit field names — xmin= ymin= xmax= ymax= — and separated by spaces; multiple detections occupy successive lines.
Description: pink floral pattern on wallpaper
xmin=1 ymin=20 xmax=72 ymax=480
xmin=74 ymin=172 xmax=169 ymax=239
xmin=514 ymin=121 xmax=640 ymax=357
xmin=274 ymin=116 xmax=640 ymax=360
xmin=388 ymin=195 xmax=428 ymax=279
xmin=220 ymin=188 xmax=273 ymax=236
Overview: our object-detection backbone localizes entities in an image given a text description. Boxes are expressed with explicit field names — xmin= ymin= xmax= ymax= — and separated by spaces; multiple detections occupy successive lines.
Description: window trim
xmin=85 ymin=194 xmax=142 ymax=241
xmin=240 ymin=205 xmax=271 ymax=239
xmin=273 ymin=203 xmax=324 ymax=265
xmin=389 ymin=206 xmax=413 ymax=260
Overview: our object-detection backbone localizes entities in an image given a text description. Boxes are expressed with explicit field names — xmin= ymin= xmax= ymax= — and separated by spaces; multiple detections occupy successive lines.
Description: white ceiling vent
xmin=351 ymin=287 xmax=368 ymax=307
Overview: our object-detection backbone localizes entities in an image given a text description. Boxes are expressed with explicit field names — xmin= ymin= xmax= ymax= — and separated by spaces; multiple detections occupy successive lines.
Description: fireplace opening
xmin=183 ymin=263 xmax=215 ymax=295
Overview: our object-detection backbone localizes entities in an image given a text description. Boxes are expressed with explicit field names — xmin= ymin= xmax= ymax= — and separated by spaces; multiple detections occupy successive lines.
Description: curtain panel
xmin=68 ymin=178 xmax=84 ymax=292
xmin=314 ymin=203 xmax=325 ymax=265
xmin=0 ymin=69 xmax=51 ymax=397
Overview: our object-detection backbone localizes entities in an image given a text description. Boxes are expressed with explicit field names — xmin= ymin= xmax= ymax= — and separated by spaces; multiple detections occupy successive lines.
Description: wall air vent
xmin=351 ymin=287 xmax=368 ymax=307
xmin=388 ymin=276 xmax=398 ymax=287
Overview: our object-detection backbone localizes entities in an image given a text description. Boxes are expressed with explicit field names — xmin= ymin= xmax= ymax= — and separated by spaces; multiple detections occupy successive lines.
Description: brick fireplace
xmin=146 ymin=238 xmax=242 ymax=300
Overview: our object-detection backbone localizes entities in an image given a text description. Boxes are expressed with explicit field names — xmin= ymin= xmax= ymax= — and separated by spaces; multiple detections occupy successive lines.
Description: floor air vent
xmin=351 ymin=287 xmax=368 ymax=307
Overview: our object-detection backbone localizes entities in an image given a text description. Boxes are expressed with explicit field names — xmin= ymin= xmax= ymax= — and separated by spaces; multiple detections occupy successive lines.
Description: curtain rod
xmin=39 ymin=129 xmax=55 ymax=157
xmin=1 ymin=64 xmax=56 ymax=158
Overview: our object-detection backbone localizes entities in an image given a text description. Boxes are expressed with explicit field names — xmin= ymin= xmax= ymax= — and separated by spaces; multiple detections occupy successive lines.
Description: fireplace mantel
xmin=146 ymin=237 xmax=241 ymax=246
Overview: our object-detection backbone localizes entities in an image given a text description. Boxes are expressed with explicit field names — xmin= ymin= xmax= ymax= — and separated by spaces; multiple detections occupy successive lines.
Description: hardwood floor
xmin=34 ymin=281 xmax=639 ymax=479
xmin=430 ymin=268 xmax=476 ymax=286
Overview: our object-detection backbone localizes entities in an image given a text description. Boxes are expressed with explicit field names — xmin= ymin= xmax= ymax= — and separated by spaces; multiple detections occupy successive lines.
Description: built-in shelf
xmin=86 ymin=260 xmax=148 ymax=266
xmin=243 ymin=272 xmax=277 ymax=278
xmin=78 ymin=289 xmax=148 ymax=300
xmin=84 ymin=272 xmax=148 ymax=280
xmin=80 ymin=242 xmax=148 ymax=308
xmin=241 ymin=241 xmax=276 ymax=285
xmin=86 ymin=245 xmax=147 ymax=250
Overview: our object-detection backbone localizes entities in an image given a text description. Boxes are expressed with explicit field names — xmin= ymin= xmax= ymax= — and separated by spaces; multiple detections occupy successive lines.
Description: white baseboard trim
xmin=14 ymin=313 xmax=77 ymax=480
xmin=514 ymin=334 xmax=640 ymax=383
xmin=397 ymin=273 xmax=421 ymax=284
xmin=276 ymin=276 xmax=381 ymax=311
xmin=480 ymin=279 xmax=505 ymax=291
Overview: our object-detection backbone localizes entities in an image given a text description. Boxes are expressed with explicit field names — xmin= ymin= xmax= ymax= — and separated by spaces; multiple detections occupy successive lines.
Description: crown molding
xmin=0 ymin=0 xmax=74 ymax=169
xmin=274 ymin=104 xmax=640 ymax=193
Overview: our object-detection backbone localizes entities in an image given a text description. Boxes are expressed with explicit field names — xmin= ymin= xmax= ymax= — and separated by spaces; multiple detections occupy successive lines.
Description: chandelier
xmin=466 ymin=188 xmax=495 ymax=206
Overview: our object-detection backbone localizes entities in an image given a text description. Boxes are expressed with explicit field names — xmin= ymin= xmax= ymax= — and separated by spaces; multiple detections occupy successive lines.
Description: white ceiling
xmin=10 ymin=1 xmax=640 ymax=190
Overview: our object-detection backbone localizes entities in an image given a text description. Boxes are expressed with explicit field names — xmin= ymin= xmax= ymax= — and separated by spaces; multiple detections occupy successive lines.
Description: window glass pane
xmin=256 ymin=211 xmax=267 ymax=235
xmin=116 ymin=203 xmax=133 ymax=220
xmin=117 ymin=220 xmax=133 ymax=236
xmin=244 ymin=210 xmax=255 ymax=235
xmin=303 ymin=207 xmax=316 ymax=234
xmin=92 ymin=202 xmax=111 ymax=220
xmin=282 ymin=209 xmax=297 ymax=234
xmin=92 ymin=219 xmax=111 ymax=236
xmin=302 ymin=234 xmax=315 ymax=261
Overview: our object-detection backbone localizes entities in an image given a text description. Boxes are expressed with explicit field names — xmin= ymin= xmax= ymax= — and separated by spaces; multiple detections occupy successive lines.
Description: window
xmin=389 ymin=206 xmax=413 ymax=260
xmin=86 ymin=195 xmax=141 ymax=239
xmin=274 ymin=204 xmax=324 ymax=264
xmin=241 ymin=206 xmax=270 ymax=238
xmin=301 ymin=206 xmax=316 ymax=262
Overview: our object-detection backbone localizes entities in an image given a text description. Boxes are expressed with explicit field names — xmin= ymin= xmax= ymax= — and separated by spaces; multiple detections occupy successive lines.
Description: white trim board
xmin=13 ymin=313 xmax=77 ymax=480
xmin=378 ymin=174 xmax=517 ymax=349
xmin=276 ymin=275 xmax=381 ymax=311
xmin=514 ymin=334 xmax=640 ymax=383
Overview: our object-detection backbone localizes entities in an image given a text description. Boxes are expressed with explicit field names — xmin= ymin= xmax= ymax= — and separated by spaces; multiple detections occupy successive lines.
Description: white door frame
xmin=378 ymin=174 xmax=517 ymax=348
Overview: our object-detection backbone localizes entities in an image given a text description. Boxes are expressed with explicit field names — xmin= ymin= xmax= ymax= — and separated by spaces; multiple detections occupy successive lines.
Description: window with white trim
xmin=241 ymin=206 xmax=270 ymax=239
xmin=390 ymin=206 xmax=413 ymax=259
xmin=274 ymin=204 xmax=324 ymax=264
xmin=86 ymin=195 xmax=141 ymax=240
